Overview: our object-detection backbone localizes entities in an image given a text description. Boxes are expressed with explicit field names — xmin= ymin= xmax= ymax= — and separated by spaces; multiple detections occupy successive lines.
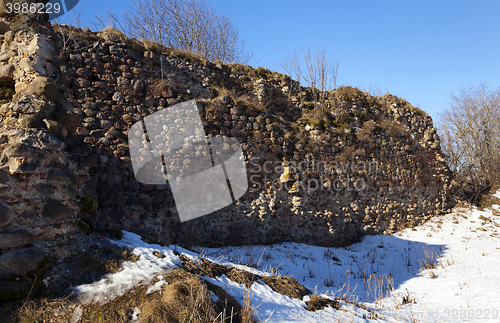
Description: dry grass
xmin=416 ymin=246 xmax=452 ymax=280
xmin=240 ymin=288 xmax=257 ymax=323
xmin=417 ymin=247 xmax=438 ymax=271
xmin=97 ymin=26 xmax=128 ymax=42
xmin=305 ymin=294 xmax=340 ymax=311
xmin=180 ymin=255 xmax=311 ymax=301
xmin=140 ymin=272 xmax=220 ymax=323
xmin=146 ymin=78 xmax=171 ymax=97
xmin=480 ymin=194 xmax=500 ymax=209
xmin=301 ymin=104 xmax=331 ymax=129
xmin=197 ymin=258 xmax=261 ymax=290
xmin=437 ymin=251 xmax=457 ymax=269
xmin=378 ymin=119 xmax=406 ymax=134
xmin=164 ymin=47 xmax=208 ymax=63
xmin=364 ymin=274 xmax=394 ymax=309
xmin=12 ymin=269 xmax=256 ymax=323
xmin=356 ymin=120 xmax=380 ymax=141
xmin=261 ymin=276 xmax=310 ymax=300
xmin=11 ymin=295 xmax=74 ymax=323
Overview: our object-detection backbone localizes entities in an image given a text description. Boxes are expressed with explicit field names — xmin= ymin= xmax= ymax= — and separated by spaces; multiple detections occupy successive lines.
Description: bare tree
xmin=281 ymin=44 xmax=338 ymax=103
xmin=281 ymin=50 xmax=303 ymax=101
xmin=438 ymin=83 xmax=500 ymax=201
xmin=103 ymin=0 xmax=250 ymax=63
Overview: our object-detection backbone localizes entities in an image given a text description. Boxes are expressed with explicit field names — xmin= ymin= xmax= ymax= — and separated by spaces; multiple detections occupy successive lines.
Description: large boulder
xmin=0 ymin=64 xmax=14 ymax=85
xmin=41 ymin=199 xmax=73 ymax=220
xmin=0 ymin=246 xmax=47 ymax=279
xmin=0 ymin=229 xmax=34 ymax=250
xmin=0 ymin=19 xmax=10 ymax=34
xmin=15 ymin=77 xmax=61 ymax=103
xmin=0 ymin=202 xmax=14 ymax=228
xmin=12 ymin=95 xmax=55 ymax=118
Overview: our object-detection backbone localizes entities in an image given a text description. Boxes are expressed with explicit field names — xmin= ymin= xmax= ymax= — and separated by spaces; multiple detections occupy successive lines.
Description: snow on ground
xmin=73 ymin=232 xmax=184 ymax=303
xmin=72 ymin=198 xmax=500 ymax=322
xmin=202 ymin=204 xmax=500 ymax=322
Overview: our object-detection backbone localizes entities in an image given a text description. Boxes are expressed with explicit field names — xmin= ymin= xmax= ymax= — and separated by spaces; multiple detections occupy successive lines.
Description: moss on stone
xmin=115 ymin=229 xmax=124 ymax=240
xmin=78 ymin=196 xmax=98 ymax=215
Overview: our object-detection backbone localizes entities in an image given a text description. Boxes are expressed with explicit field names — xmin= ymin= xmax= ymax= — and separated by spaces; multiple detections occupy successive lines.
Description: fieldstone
xmin=0 ymin=246 xmax=47 ymax=280
xmin=103 ymin=62 xmax=115 ymax=70
xmin=0 ymin=49 xmax=15 ymax=62
xmin=127 ymin=180 xmax=140 ymax=191
xmin=126 ymin=49 xmax=141 ymax=60
xmin=47 ymin=168 xmax=72 ymax=184
xmin=229 ymin=128 xmax=240 ymax=137
xmin=130 ymin=67 xmax=142 ymax=75
xmin=144 ymin=96 xmax=155 ymax=107
xmin=0 ymin=229 xmax=34 ymax=250
xmin=70 ymin=53 xmax=83 ymax=64
xmin=220 ymin=96 xmax=230 ymax=105
xmin=76 ymin=127 xmax=89 ymax=136
xmin=43 ymin=119 xmax=61 ymax=132
xmin=95 ymin=90 xmax=109 ymax=100
xmin=0 ymin=0 xmax=8 ymax=17
xmin=118 ymin=65 xmax=129 ymax=74
xmin=132 ymin=80 xmax=144 ymax=93
xmin=108 ymin=207 xmax=123 ymax=220
xmin=157 ymin=98 xmax=167 ymax=106
xmin=20 ymin=210 xmax=38 ymax=220
xmin=0 ymin=183 xmax=8 ymax=195
xmin=90 ymin=129 xmax=105 ymax=137
xmin=105 ymin=127 xmax=123 ymax=139
xmin=0 ymin=281 xmax=30 ymax=294
xmin=269 ymin=145 xmax=281 ymax=153
xmin=54 ymin=110 xmax=81 ymax=134
xmin=100 ymin=120 xmax=113 ymax=129
xmin=105 ymin=164 xmax=120 ymax=175
xmin=113 ymin=195 xmax=128 ymax=206
xmin=0 ymin=63 xmax=14 ymax=85
xmin=82 ymin=101 xmax=96 ymax=110
xmin=0 ymin=20 xmax=9 ymax=34
xmin=35 ymin=183 xmax=55 ymax=195
xmin=98 ymin=137 xmax=110 ymax=146
xmin=41 ymin=199 xmax=72 ymax=220
xmin=0 ymin=202 xmax=14 ymax=228
xmin=12 ymin=95 xmax=55 ymax=117
xmin=18 ymin=115 xmax=41 ymax=128
xmin=112 ymin=92 xmax=125 ymax=102
xmin=73 ymin=78 xmax=90 ymax=88
xmin=99 ymin=155 xmax=109 ymax=164
xmin=16 ymin=77 xmax=61 ymax=103
xmin=112 ymin=105 xmax=123 ymax=113
xmin=139 ymin=193 xmax=152 ymax=206
xmin=126 ymin=196 xmax=139 ymax=206
xmin=113 ymin=149 xmax=126 ymax=157
xmin=3 ymin=30 xmax=12 ymax=42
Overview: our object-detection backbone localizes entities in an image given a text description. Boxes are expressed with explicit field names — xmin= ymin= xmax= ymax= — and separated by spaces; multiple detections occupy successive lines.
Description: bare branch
xmin=109 ymin=0 xmax=250 ymax=63
xmin=438 ymin=83 xmax=500 ymax=201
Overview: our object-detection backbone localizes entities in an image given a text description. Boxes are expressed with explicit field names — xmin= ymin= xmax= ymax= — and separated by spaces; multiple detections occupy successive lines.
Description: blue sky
xmin=58 ymin=0 xmax=500 ymax=124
